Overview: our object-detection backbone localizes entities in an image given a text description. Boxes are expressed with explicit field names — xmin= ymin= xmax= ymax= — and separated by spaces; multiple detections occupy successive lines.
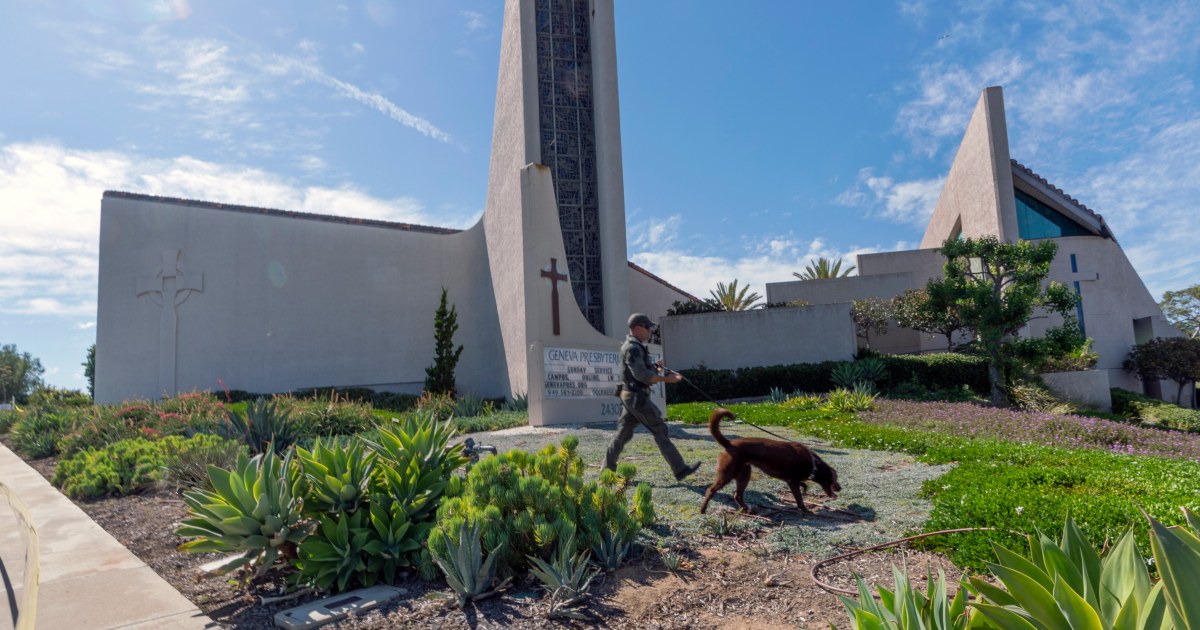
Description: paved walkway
xmin=0 ymin=442 xmax=214 ymax=629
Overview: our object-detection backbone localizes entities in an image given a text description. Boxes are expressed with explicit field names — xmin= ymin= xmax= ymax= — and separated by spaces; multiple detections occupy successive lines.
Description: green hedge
xmin=1111 ymin=387 xmax=1200 ymax=433
xmin=665 ymin=353 xmax=990 ymax=402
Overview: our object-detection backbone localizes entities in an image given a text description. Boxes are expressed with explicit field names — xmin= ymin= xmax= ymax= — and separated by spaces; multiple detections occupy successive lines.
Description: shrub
xmin=878 ymin=353 xmax=990 ymax=395
xmin=217 ymin=397 xmax=300 ymax=454
xmin=1112 ymin=387 xmax=1200 ymax=433
xmin=276 ymin=395 xmax=377 ymax=437
xmin=665 ymin=299 xmax=724 ymax=316
xmin=453 ymin=392 xmax=494 ymax=418
xmin=0 ymin=408 xmax=21 ymax=434
xmin=9 ymin=409 xmax=70 ymax=458
xmin=453 ymin=410 xmax=528 ymax=434
xmin=28 ymin=386 xmax=92 ymax=407
xmin=501 ymin=392 xmax=529 ymax=412
xmin=159 ymin=434 xmax=247 ymax=491
xmin=425 ymin=287 xmax=464 ymax=396
xmin=414 ymin=391 xmax=456 ymax=420
xmin=824 ymin=386 xmax=877 ymax=413
xmin=53 ymin=437 xmax=166 ymax=498
xmin=780 ymin=393 xmax=824 ymax=411
xmin=431 ymin=436 xmax=650 ymax=578
xmin=1007 ymin=381 xmax=1076 ymax=415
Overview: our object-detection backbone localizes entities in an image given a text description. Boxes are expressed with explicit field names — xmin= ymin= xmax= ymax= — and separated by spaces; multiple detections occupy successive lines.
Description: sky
xmin=2 ymin=1 xmax=1198 ymax=391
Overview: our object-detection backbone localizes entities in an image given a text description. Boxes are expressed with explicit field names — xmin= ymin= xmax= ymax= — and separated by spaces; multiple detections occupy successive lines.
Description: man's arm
xmin=627 ymin=344 xmax=682 ymax=385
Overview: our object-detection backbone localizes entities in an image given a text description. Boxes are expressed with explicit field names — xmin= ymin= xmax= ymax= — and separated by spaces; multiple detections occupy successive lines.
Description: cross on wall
xmin=540 ymin=258 xmax=569 ymax=336
xmin=137 ymin=250 xmax=204 ymax=396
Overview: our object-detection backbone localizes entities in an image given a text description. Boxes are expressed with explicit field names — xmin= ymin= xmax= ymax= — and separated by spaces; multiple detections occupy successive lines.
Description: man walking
xmin=604 ymin=313 xmax=701 ymax=481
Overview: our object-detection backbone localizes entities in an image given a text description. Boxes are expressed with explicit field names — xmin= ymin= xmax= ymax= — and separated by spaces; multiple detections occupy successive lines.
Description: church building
xmin=94 ymin=0 xmax=695 ymax=424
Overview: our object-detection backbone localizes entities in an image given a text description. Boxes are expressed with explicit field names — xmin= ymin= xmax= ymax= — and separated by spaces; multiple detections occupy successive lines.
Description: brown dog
xmin=699 ymin=408 xmax=841 ymax=514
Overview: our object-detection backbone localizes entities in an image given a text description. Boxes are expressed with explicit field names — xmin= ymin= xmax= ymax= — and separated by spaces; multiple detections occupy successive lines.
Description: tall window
xmin=535 ymin=0 xmax=605 ymax=333
xmin=1014 ymin=188 xmax=1091 ymax=240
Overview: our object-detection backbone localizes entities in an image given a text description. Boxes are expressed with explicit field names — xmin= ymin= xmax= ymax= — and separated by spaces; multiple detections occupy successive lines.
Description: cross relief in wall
xmin=137 ymin=250 xmax=204 ymax=396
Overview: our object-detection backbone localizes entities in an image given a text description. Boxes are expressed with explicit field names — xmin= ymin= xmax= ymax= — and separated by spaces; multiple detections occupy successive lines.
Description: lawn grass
xmin=668 ymin=400 xmax=1200 ymax=570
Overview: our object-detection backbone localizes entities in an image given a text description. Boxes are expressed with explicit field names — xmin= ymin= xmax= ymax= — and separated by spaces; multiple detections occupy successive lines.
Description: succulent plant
xmin=433 ymin=520 xmax=511 ymax=608
xmin=296 ymin=437 xmax=377 ymax=514
xmin=528 ymin=532 xmax=596 ymax=620
xmin=175 ymin=449 xmax=308 ymax=579
xmin=219 ymin=397 xmax=300 ymax=455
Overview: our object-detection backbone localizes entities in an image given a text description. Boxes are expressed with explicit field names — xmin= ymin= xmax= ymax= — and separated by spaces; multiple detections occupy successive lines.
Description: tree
xmin=851 ymin=297 xmax=891 ymax=350
xmin=930 ymin=236 xmax=1077 ymax=406
xmin=708 ymin=280 xmax=762 ymax=311
xmin=1124 ymin=336 xmax=1200 ymax=405
xmin=890 ymin=288 xmax=968 ymax=352
xmin=0 ymin=343 xmax=45 ymax=404
xmin=83 ymin=343 xmax=96 ymax=401
xmin=793 ymin=257 xmax=856 ymax=280
xmin=1160 ymin=284 xmax=1200 ymax=339
xmin=424 ymin=288 xmax=464 ymax=396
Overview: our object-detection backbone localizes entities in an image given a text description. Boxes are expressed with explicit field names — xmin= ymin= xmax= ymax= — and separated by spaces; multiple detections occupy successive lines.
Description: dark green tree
xmin=83 ymin=343 xmax=96 ymax=401
xmin=1159 ymin=284 xmax=1200 ymax=339
xmin=930 ymin=237 xmax=1077 ymax=406
xmin=1124 ymin=336 xmax=1200 ymax=405
xmin=851 ymin=297 xmax=891 ymax=350
xmin=424 ymin=288 xmax=464 ymax=396
xmin=891 ymin=287 xmax=968 ymax=352
xmin=0 ymin=343 xmax=45 ymax=404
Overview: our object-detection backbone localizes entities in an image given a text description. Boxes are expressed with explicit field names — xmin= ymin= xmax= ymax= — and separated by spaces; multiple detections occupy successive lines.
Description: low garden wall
xmin=1043 ymin=370 xmax=1112 ymax=413
xmin=0 ymin=474 xmax=40 ymax=630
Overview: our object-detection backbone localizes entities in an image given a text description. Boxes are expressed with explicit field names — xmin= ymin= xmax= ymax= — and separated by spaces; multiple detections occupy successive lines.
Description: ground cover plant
xmin=669 ymin=399 xmax=1200 ymax=570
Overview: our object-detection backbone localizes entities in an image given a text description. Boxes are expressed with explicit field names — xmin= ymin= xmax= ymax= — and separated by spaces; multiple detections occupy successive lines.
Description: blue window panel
xmin=1015 ymin=188 xmax=1092 ymax=240
xmin=1070 ymin=253 xmax=1078 ymax=273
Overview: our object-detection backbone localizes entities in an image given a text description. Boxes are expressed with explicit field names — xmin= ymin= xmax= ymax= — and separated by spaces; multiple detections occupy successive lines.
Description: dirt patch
xmin=11 ymin=422 xmax=965 ymax=628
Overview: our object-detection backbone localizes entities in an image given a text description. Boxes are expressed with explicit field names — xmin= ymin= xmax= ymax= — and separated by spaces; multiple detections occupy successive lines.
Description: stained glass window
xmin=535 ymin=0 xmax=605 ymax=333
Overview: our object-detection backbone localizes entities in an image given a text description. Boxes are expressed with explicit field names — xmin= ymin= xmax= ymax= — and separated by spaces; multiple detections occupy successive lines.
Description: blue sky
xmin=2 ymin=0 xmax=1198 ymax=391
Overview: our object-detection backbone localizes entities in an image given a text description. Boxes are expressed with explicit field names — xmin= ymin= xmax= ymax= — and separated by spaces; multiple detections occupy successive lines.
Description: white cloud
xmin=837 ymin=168 xmax=945 ymax=226
xmin=267 ymin=55 xmax=453 ymax=143
xmin=0 ymin=140 xmax=469 ymax=317
xmin=75 ymin=321 xmax=97 ymax=330
xmin=460 ymin=10 xmax=487 ymax=33
xmin=897 ymin=50 xmax=1028 ymax=154
xmin=628 ymin=214 xmax=682 ymax=250
xmin=628 ymin=217 xmax=891 ymax=302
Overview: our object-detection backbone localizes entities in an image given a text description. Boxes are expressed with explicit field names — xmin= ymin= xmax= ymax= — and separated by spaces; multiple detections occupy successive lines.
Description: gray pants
xmin=604 ymin=390 xmax=688 ymax=476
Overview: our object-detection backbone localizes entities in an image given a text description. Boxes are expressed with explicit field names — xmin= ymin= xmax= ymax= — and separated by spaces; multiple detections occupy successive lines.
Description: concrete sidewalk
xmin=0 ymin=442 xmax=214 ymax=629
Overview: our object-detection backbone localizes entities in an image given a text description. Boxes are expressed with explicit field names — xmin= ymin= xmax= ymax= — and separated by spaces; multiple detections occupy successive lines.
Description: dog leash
xmin=665 ymin=368 xmax=798 ymax=444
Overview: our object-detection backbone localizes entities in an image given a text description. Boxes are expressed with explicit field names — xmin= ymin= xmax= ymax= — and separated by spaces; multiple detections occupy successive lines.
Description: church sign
xmin=534 ymin=345 xmax=665 ymax=425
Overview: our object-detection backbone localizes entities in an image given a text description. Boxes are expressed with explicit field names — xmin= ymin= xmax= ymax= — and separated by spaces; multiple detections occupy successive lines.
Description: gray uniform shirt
xmin=620 ymin=334 xmax=657 ymax=394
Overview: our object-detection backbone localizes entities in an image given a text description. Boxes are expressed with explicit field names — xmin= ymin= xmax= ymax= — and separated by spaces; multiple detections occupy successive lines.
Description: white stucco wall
xmin=660 ymin=304 xmax=856 ymax=371
xmin=95 ymin=195 xmax=507 ymax=404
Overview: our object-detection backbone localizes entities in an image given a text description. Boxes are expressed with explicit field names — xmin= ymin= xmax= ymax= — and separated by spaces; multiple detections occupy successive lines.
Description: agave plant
xmin=176 ymin=448 xmax=309 ymax=579
xmin=433 ymin=520 xmax=511 ymax=607
xmin=831 ymin=358 xmax=886 ymax=392
xmin=590 ymin=525 xmax=632 ymax=571
xmin=366 ymin=412 xmax=468 ymax=524
xmin=219 ymin=397 xmax=300 ymax=455
xmin=767 ymin=387 xmax=788 ymax=404
xmin=824 ymin=385 xmax=878 ymax=413
xmin=837 ymin=567 xmax=970 ymax=630
xmin=501 ymin=391 xmax=529 ymax=412
xmin=295 ymin=437 xmax=377 ymax=514
xmin=294 ymin=510 xmax=371 ymax=592
xmin=528 ymin=533 xmax=597 ymax=620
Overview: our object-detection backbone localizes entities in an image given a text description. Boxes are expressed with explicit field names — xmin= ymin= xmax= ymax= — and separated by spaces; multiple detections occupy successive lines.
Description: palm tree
xmin=709 ymin=280 xmax=763 ymax=311
xmin=793 ymin=257 xmax=856 ymax=280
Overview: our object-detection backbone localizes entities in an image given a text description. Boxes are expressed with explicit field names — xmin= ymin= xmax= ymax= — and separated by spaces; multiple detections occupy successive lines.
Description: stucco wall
xmin=920 ymin=87 xmax=1018 ymax=248
xmin=1042 ymin=370 xmax=1112 ymax=412
xmin=660 ymin=304 xmax=856 ymax=371
xmin=95 ymin=196 xmax=507 ymax=404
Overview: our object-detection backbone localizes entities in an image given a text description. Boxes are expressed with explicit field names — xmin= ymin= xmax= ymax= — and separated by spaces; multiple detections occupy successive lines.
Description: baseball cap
xmin=627 ymin=313 xmax=656 ymax=329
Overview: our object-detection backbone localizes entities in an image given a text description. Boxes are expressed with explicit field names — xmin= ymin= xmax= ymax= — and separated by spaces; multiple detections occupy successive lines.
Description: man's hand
xmin=665 ymin=372 xmax=683 ymax=384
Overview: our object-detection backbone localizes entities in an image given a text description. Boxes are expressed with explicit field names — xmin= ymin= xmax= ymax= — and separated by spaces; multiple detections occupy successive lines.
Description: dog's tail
xmin=708 ymin=407 xmax=736 ymax=452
